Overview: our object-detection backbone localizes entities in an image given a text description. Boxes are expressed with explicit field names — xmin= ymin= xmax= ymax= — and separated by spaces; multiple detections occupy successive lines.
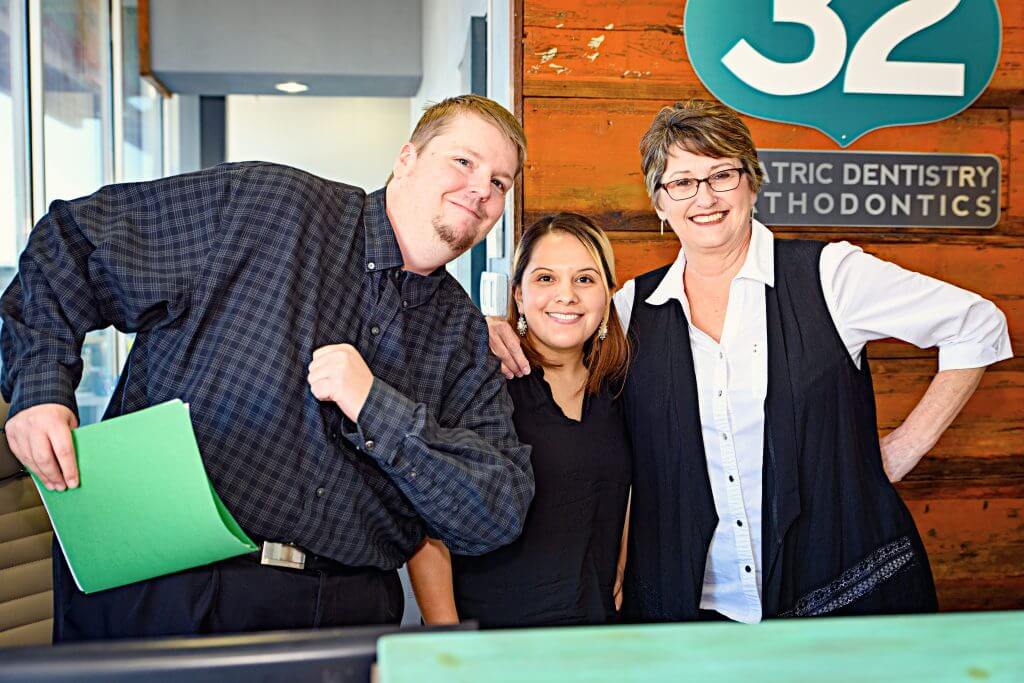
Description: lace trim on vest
xmin=780 ymin=536 xmax=916 ymax=617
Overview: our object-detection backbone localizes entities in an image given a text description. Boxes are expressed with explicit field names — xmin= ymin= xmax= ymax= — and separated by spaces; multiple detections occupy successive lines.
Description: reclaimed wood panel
xmin=882 ymin=359 xmax=1024 ymax=500
xmin=525 ymin=0 xmax=683 ymax=29
xmin=907 ymin=498 xmax=1024 ymax=582
xmin=873 ymin=358 xmax=1023 ymax=425
xmin=1011 ymin=109 xmax=1024 ymax=221
xmin=933 ymin=577 xmax=1024 ymax=612
xmin=523 ymin=98 xmax=1013 ymax=223
xmin=522 ymin=1 xmax=1024 ymax=108
xmin=525 ymin=0 xmax=1024 ymax=31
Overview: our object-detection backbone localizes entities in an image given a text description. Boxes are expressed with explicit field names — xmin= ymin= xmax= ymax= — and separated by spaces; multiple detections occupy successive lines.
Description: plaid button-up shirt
xmin=1 ymin=162 xmax=534 ymax=568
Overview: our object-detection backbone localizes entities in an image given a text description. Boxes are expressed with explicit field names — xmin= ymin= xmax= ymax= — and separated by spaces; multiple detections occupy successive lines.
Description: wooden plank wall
xmin=517 ymin=0 xmax=1024 ymax=611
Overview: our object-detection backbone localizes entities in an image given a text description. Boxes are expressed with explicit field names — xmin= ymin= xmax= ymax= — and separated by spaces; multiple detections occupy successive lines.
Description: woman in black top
xmin=407 ymin=213 xmax=632 ymax=628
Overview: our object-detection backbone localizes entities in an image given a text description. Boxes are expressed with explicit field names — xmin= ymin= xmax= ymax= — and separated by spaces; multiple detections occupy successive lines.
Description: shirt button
xmin=719 ymin=352 xmax=724 ymax=359
xmin=721 ymin=433 xmax=728 ymax=441
xmin=728 ymin=475 xmax=735 ymax=482
xmin=316 ymin=487 xmax=325 ymax=497
xmin=367 ymin=261 xmax=376 ymax=270
xmin=736 ymin=520 xmax=743 ymax=527
xmin=717 ymin=390 xmax=723 ymax=397
xmin=371 ymin=325 xmax=380 ymax=336
xmin=329 ymin=431 xmax=338 ymax=442
xmin=745 ymin=565 xmax=752 ymax=573
xmin=410 ymin=469 xmax=418 ymax=478
xmin=401 ymin=300 xmax=409 ymax=309
xmin=364 ymin=439 xmax=375 ymax=452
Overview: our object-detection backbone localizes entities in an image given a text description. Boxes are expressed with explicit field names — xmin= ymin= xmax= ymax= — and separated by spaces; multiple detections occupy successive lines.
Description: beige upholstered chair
xmin=0 ymin=399 xmax=54 ymax=647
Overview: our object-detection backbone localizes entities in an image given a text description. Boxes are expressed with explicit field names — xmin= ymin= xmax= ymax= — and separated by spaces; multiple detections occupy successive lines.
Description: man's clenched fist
xmin=307 ymin=344 xmax=375 ymax=422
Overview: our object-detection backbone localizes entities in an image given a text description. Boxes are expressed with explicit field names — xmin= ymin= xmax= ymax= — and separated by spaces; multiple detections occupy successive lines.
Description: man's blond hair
xmin=406 ymin=95 xmax=527 ymax=175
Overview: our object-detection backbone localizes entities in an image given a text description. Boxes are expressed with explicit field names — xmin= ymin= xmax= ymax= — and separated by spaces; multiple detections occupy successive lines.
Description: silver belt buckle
xmin=260 ymin=541 xmax=306 ymax=569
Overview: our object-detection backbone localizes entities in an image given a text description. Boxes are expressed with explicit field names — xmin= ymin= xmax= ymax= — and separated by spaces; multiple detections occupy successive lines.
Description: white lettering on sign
xmin=844 ymin=0 xmax=964 ymax=97
xmin=756 ymin=150 xmax=999 ymax=228
xmin=722 ymin=0 xmax=847 ymax=96
xmin=723 ymin=0 xmax=965 ymax=97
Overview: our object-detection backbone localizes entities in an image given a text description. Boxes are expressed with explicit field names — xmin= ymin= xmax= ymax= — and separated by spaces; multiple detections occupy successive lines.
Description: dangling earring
xmin=598 ymin=321 xmax=608 ymax=341
xmin=517 ymin=314 xmax=527 ymax=336
xmin=660 ymin=219 xmax=666 ymax=236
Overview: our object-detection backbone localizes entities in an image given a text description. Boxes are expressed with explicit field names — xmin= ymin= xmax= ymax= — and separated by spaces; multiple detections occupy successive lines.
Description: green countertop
xmin=378 ymin=610 xmax=1023 ymax=682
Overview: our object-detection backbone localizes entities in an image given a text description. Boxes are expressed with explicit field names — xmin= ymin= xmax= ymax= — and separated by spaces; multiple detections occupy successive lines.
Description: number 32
xmin=722 ymin=0 xmax=965 ymax=97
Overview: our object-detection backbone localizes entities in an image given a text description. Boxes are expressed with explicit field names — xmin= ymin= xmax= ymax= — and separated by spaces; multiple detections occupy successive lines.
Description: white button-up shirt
xmin=613 ymin=221 xmax=1012 ymax=623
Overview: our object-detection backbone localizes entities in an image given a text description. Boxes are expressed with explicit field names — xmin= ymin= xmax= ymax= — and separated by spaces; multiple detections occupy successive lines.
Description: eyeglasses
xmin=656 ymin=167 xmax=746 ymax=201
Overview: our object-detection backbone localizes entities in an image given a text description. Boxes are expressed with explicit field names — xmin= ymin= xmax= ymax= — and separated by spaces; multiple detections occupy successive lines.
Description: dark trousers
xmin=52 ymin=538 xmax=404 ymax=642
xmin=698 ymin=608 xmax=731 ymax=621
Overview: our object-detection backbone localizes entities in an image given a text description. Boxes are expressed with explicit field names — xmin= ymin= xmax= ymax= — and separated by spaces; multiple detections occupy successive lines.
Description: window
xmin=0 ymin=1 xmax=164 ymax=424
xmin=39 ymin=0 xmax=112 ymax=206
xmin=119 ymin=0 xmax=161 ymax=182
xmin=36 ymin=0 xmax=115 ymax=424
xmin=0 ymin=0 xmax=29 ymax=291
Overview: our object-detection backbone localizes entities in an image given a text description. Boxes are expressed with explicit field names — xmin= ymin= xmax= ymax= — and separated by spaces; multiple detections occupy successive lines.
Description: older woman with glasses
xmin=489 ymin=100 xmax=1012 ymax=623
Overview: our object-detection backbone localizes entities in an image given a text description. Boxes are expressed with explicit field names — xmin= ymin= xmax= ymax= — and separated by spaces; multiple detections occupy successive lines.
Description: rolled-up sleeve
xmin=819 ymin=241 xmax=1012 ymax=370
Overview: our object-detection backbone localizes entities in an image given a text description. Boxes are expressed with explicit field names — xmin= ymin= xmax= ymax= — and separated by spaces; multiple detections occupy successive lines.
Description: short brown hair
xmin=507 ymin=213 xmax=630 ymax=396
xmin=639 ymin=99 xmax=763 ymax=210
xmin=410 ymin=94 xmax=527 ymax=175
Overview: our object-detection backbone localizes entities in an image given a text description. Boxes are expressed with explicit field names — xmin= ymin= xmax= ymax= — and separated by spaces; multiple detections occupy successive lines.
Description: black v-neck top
xmin=452 ymin=369 xmax=632 ymax=628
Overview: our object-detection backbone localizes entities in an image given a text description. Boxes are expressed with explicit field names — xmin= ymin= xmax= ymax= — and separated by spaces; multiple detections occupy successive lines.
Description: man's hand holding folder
xmin=6 ymin=402 xmax=79 ymax=491
xmin=28 ymin=400 xmax=258 ymax=593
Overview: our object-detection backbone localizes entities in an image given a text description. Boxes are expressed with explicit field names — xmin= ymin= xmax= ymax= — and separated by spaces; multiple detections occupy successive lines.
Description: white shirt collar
xmin=645 ymin=219 xmax=775 ymax=307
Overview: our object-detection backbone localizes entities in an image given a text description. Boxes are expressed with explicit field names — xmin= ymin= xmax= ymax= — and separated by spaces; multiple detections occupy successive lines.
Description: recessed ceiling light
xmin=275 ymin=81 xmax=309 ymax=94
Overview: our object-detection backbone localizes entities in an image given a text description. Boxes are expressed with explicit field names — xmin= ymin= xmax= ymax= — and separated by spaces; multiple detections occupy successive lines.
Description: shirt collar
xmin=645 ymin=218 xmax=775 ymax=307
xmin=362 ymin=187 xmax=446 ymax=306
xmin=737 ymin=218 xmax=775 ymax=287
xmin=362 ymin=188 xmax=405 ymax=273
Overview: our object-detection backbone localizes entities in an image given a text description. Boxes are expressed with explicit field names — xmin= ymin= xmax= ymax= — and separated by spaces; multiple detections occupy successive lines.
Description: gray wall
xmin=150 ymin=0 xmax=422 ymax=96
xmin=410 ymin=0 xmax=486 ymax=117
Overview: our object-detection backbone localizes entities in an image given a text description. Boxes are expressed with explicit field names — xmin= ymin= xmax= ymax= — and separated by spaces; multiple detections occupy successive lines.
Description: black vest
xmin=621 ymin=239 xmax=937 ymax=621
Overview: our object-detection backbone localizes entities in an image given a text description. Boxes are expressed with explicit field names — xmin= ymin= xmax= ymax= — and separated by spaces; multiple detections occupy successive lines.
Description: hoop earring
xmin=660 ymin=219 xmax=666 ymax=236
xmin=517 ymin=314 xmax=527 ymax=337
xmin=598 ymin=321 xmax=608 ymax=341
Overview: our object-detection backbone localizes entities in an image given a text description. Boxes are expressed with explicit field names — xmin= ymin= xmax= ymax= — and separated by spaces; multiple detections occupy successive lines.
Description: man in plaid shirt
xmin=1 ymin=95 xmax=535 ymax=640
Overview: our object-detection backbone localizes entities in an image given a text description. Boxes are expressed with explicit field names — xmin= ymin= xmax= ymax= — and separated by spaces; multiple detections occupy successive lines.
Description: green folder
xmin=32 ymin=399 xmax=258 ymax=594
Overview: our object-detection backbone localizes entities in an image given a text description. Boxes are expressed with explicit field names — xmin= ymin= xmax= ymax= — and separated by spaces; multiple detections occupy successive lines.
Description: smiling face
xmin=515 ymin=231 xmax=608 ymax=362
xmin=392 ymin=112 xmax=519 ymax=258
xmin=654 ymin=145 xmax=756 ymax=254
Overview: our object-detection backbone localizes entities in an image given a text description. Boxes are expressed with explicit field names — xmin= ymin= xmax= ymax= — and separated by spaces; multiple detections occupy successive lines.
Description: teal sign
xmin=684 ymin=0 xmax=1002 ymax=147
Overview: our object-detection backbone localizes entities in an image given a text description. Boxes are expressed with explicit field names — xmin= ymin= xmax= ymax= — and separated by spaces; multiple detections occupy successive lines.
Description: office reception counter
xmin=377 ymin=611 xmax=1023 ymax=682
xmin=2 ymin=611 xmax=1020 ymax=682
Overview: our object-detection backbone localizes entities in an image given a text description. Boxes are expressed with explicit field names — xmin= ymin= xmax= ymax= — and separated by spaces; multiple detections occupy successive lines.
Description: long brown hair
xmin=507 ymin=213 xmax=630 ymax=395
